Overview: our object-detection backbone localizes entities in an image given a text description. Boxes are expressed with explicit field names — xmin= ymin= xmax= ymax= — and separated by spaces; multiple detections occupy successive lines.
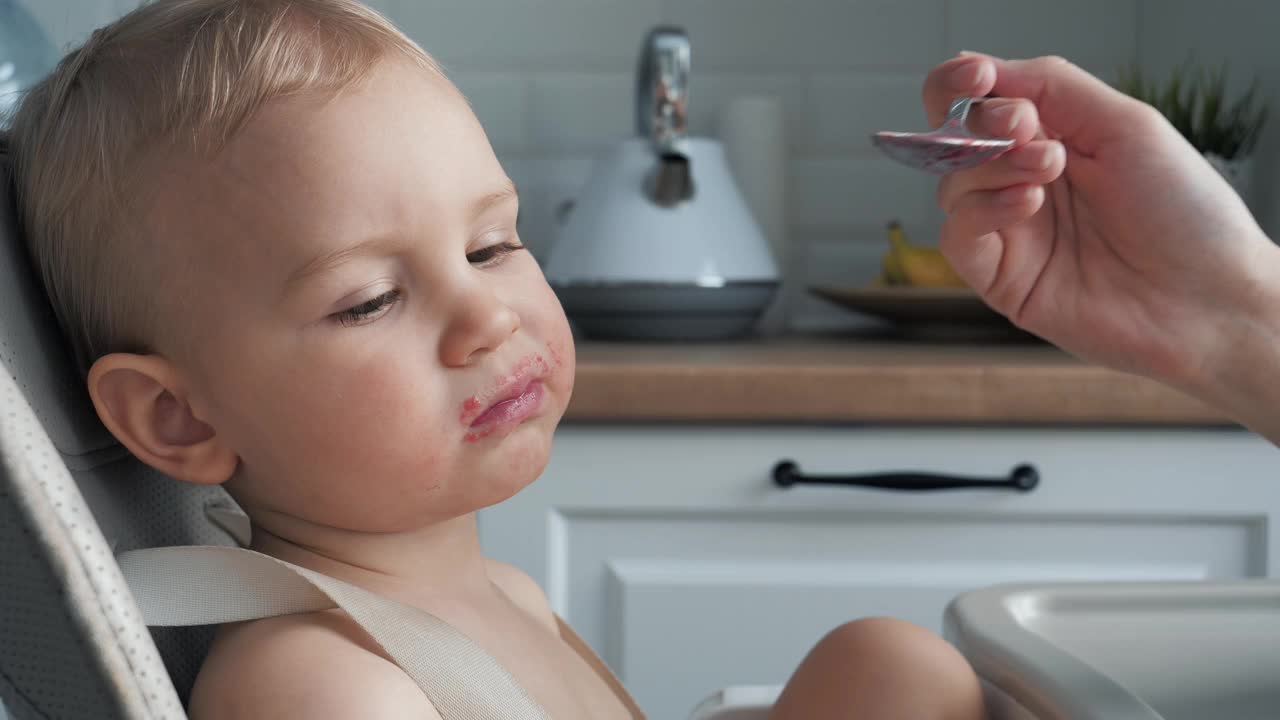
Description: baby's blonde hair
xmin=7 ymin=0 xmax=441 ymax=373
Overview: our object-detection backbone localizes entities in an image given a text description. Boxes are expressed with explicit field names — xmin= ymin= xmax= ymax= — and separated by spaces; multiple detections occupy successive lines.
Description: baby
xmin=7 ymin=1 xmax=987 ymax=718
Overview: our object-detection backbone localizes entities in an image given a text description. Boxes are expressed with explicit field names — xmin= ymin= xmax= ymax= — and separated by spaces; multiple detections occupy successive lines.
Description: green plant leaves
xmin=1115 ymin=57 xmax=1269 ymax=160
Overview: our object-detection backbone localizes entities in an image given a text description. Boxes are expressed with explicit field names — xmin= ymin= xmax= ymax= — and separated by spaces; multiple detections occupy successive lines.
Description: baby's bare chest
xmin=197 ymin=603 xmax=637 ymax=718
xmin=466 ymin=614 xmax=635 ymax=720
xmin=333 ymin=604 xmax=635 ymax=719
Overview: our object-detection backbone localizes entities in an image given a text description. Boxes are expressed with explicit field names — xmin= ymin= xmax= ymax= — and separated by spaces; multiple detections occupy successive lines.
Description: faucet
xmin=636 ymin=26 xmax=694 ymax=206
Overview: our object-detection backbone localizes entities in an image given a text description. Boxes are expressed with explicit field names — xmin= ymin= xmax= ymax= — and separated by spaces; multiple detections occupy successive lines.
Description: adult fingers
xmin=941 ymin=184 xmax=1045 ymax=253
xmin=936 ymin=139 xmax=1065 ymax=214
xmin=925 ymin=52 xmax=1151 ymax=155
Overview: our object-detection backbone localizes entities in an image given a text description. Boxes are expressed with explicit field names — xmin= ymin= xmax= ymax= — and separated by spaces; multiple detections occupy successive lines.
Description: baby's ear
xmin=86 ymin=354 xmax=238 ymax=486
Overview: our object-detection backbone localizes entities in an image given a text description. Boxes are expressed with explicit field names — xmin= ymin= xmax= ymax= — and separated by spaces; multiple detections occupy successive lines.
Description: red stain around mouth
xmin=459 ymin=353 xmax=555 ymax=439
xmin=464 ymin=426 xmax=497 ymax=444
xmin=459 ymin=397 xmax=483 ymax=425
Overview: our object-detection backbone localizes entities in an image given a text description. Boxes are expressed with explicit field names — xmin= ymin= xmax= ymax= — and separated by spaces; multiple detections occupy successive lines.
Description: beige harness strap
xmin=117 ymin=545 xmax=551 ymax=720
xmin=555 ymin=617 xmax=647 ymax=720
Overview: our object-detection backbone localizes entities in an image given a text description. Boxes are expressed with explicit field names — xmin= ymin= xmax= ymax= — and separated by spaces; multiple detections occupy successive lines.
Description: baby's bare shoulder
xmin=485 ymin=558 xmax=558 ymax=634
xmin=188 ymin=611 xmax=441 ymax=720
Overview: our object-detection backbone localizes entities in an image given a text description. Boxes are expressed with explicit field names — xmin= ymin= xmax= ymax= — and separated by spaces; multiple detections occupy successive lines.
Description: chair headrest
xmin=0 ymin=133 xmax=120 ymax=460
xmin=0 ymin=137 xmax=242 ymax=710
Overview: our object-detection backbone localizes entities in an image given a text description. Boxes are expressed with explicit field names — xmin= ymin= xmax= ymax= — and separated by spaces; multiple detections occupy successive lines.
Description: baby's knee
xmin=816 ymin=616 xmax=985 ymax=717
xmin=821 ymin=616 xmax=947 ymax=656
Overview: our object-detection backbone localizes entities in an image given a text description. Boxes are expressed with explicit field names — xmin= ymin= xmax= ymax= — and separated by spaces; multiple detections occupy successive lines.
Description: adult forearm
xmin=1187 ymin=245 xmax=1280 ymax=445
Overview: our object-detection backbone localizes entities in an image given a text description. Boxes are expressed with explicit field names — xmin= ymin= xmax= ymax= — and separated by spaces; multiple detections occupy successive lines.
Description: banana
xmin=901 ymin=250 xmax=967 ymax=288
xmin=879 ymin=220 xmax=967 ymax=289
xmin=887 ymin=220 xmax=911 ymax=257
xmin=877 ymin=221 xmax=909 ymax=285
xmin=880 ymin=229 xmax=909 ymax=285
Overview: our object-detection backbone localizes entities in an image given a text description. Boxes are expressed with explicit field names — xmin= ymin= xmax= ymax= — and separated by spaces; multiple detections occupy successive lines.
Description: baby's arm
xmin=188 ymin=611 xmax=442 ymax=720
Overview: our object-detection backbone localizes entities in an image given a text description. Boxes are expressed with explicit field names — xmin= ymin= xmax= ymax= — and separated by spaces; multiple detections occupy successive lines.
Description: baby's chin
xmin=471 ymin=420 xmax=556 ymax=504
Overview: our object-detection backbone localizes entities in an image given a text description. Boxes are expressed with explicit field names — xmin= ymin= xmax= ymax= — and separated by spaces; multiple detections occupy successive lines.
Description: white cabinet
xmin=478 ymin=424 xmax=1280 ymax=720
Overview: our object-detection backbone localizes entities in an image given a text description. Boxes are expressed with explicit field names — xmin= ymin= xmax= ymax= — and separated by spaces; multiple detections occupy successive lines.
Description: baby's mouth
xmin=459 ymin=353 xmax=552 ymax=440
xmin=468 ymin=380 xmax=545 ymax=430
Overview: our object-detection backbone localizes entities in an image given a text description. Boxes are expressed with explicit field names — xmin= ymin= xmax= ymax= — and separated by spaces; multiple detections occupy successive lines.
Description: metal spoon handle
xmin=940 ymin=96 xmax=976 ymax=132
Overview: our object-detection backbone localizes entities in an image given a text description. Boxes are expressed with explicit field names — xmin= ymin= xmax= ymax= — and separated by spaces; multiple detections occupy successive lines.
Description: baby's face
xmin=148 ymin=60 xmax=575 ymax=532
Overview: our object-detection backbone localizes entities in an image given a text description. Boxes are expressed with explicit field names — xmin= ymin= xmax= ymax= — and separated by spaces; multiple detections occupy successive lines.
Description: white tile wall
xmin=663 ymin=0 xmax=947 ymax=71
xmin=790 ymin=156 xmax=937 ymax=235
xmin=688 ymin=72 xmax=808 ymax=145
xmin=808 ymin=73 xmax=929 ymax=152
xmin=450 ymin=71 xmax=529 ymax=153
xmin=376 ymin=0 xmax=664 ymax=70
xmin=528 ymin=72 xmax=633 ymax=152
xmin=945 ymin=0 xmax=1140 ymax=79
xmin=20 ymin=0 xmax=1280 ymax=330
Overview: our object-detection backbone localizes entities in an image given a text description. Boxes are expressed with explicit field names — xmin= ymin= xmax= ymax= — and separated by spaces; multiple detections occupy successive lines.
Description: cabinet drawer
xmin=479 ymin=424 xmax=1279 ymax=720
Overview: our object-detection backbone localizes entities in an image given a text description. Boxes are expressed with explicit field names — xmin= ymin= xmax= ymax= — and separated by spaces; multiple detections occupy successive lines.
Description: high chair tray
xmin=943 ymin=580 xmax=1280 ymax=720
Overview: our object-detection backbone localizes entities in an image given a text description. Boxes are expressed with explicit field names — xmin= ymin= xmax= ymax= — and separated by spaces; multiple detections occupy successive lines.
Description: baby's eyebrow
xmin=286 ymin=233 xmax=403 ymax=290
xmin=471 ymin=181 xmax=519 ymax=219
xmin=285 ymin=182 xmax=520 ymax=291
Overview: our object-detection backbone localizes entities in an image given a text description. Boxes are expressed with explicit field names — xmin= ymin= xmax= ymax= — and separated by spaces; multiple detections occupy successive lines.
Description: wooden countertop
xmin=562 ymin=337 xmax=1233 ymax=425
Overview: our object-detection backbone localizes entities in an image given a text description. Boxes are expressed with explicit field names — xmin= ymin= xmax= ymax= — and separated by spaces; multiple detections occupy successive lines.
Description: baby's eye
xmin=333 ymin=289 xmax=400 ymax=327
xmin=467 ymin=240 xmax=526 ymax=266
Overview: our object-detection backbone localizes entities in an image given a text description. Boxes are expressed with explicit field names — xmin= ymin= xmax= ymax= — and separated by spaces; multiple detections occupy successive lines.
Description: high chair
xmin=4 ymin=131 xmax=1280 ymax=720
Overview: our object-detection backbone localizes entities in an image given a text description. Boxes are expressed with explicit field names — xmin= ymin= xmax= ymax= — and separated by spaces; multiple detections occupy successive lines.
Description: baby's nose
xmin=439 ymin=288 xmax=521 ymax=367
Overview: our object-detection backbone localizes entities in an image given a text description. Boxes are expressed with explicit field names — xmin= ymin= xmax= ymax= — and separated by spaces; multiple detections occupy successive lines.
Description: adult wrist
xmin=1189 ymin=235 xmax=1280 ymax=434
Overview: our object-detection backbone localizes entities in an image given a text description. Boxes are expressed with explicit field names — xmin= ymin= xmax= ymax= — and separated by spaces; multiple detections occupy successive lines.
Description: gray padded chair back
xmin=0 ymin=133 xmax=240 ymax=718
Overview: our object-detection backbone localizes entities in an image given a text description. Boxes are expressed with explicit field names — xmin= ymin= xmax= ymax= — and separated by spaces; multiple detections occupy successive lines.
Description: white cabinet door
xmin=479 ymin=425 xmax=1280 ymax=720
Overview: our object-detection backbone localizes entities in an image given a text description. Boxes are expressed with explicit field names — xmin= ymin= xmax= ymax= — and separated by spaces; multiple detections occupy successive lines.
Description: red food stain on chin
xmin=464 ymin=426 xmax=497 ymax=444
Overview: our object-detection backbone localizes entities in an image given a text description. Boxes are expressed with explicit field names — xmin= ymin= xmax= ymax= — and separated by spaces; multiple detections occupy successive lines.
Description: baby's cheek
xmin=541 ymin=312 xmax=576 ymax=393
xmin=295 ymin=363 xmax=438 ymax=452
xmin=546 ymin=333 xmax=573 ymax=372
xmin=321 ymin=423 xmax=456 ymax=530
xmin=405 ymin=419 xmax=454 ymax=489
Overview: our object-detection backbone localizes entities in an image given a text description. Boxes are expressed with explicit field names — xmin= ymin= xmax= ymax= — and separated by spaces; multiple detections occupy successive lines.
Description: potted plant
xmin=1116 ymin=58 xmax=1269 ymax=203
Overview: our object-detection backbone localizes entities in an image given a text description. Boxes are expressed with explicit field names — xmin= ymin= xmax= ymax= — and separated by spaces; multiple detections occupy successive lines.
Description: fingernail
xmin=1013 ymin=144 xmax=1052 ymax=171
xmin=987 ymin=103 xmax=1020 ymax=134
xmin=951 ymin=59 xmax=987 ymax=90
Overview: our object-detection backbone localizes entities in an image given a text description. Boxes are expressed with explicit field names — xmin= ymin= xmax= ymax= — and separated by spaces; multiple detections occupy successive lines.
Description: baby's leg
xmin=768 ymin=616 xmax=985 ymax=720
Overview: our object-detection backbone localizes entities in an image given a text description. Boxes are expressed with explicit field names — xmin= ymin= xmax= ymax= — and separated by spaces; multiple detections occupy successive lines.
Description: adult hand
xmin=923 ymin=53 xmax=1279 ymax=406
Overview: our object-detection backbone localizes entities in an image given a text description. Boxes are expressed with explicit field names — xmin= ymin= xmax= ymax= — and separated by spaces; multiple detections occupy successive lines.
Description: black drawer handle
xmin=772 ymin=460 xmax=1039 ymax=493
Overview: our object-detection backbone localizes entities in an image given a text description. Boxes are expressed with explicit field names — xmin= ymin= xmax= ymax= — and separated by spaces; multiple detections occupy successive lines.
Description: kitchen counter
xmin=562 ymin=336 xmax=1232 ymax=425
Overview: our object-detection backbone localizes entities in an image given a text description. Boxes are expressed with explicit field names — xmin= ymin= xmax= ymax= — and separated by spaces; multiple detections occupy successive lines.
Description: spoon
xmin=871 ymin=96 xmax=1015 ymax=174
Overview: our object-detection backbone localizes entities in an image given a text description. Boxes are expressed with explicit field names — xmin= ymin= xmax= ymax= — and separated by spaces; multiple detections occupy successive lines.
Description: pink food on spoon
xmin=871 ymin=96 xmax=1014 ymax=174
